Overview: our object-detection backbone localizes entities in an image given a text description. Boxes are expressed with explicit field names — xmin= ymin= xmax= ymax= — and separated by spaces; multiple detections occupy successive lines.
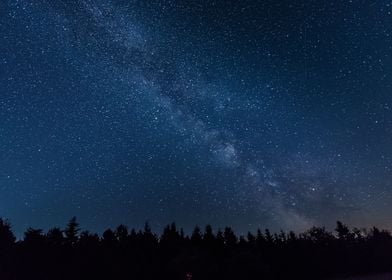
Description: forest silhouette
xmin=0 ymin=217 xmax=391 ymax=279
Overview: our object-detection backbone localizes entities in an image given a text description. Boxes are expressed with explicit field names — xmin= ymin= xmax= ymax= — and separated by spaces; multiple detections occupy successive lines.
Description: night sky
xmin=1 ymin=0 xmax=391 ymax=236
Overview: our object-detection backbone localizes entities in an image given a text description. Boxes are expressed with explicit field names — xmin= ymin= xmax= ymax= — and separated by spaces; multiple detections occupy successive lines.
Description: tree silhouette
xmin=0 ymin=218 xmax=15 ymax=250
xmin=24 ymin=228 xmax=45 ymax=245
xmin=0 ymin=218 xmax=391 ymax=280
xmin=223 ymin=227 xmax=237 ymax=247
xmin=336 ymin=221 xmax=352 ymax=240
xmin=191 ymin=225 xmax=202 ymax=246
xmin=102 ymin=229 xmax=117 ymax=246
xmin=115 ymin=224 xmax=128 ymax=244
xmin=46 ymin=227 xmax=65 ymax=246
xmin=79 ymin=230 xmax=100 ymax=248
xmin=65 ymin=216 xmax=80 ymax=245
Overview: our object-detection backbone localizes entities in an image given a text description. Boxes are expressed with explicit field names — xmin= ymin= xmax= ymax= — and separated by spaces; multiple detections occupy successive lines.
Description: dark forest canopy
xmin=0 ymin=217 xmax=392 ymax=280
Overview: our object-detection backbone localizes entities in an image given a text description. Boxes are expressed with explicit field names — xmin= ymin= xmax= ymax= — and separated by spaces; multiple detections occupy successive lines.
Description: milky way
xmin=1 ymin=0 xmax=392 ymax=235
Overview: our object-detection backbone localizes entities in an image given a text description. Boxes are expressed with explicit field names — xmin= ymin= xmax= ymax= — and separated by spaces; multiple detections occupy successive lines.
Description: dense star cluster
xmin=0 ymin=0 xmax=391 ymax=236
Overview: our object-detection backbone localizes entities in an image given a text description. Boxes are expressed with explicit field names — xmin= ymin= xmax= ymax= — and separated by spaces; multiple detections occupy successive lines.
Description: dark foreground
xmin=333 ymin=273 xmax=392 ymax=280
xmin=1 ymin=218 xmax=392 ymax=280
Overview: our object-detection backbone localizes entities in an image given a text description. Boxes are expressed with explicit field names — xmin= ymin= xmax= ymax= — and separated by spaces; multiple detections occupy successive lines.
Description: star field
xmin=1 ymin=0 xmax=392 ymax=236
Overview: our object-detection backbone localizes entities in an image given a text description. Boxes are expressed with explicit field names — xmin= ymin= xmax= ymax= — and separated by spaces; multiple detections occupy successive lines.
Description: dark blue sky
xmin=1 ymin=0 xmax=391 ymax=236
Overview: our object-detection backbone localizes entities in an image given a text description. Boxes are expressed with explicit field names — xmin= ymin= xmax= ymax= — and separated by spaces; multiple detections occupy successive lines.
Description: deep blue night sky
xmin=1 ymin=0 xmax=391 ymax=236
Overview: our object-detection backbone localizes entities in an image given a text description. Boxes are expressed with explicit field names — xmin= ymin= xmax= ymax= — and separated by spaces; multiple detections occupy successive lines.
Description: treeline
xmin=0 ymin=218 xmax=392 ymax=279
